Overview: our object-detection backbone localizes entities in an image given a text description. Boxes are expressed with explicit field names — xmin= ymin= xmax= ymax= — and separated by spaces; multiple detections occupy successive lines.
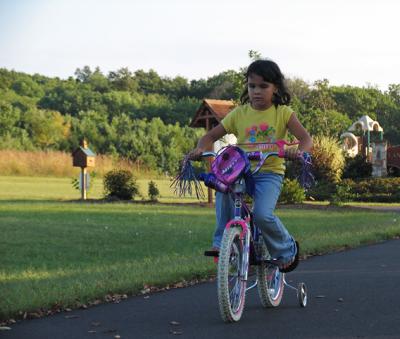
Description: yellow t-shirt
xmin=221 ymin=104 xmax=293 ymax=175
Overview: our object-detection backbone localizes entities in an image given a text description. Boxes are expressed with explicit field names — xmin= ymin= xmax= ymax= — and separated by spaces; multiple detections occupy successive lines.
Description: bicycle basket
xmin=211 ymin=145 xmax=250 ymax=185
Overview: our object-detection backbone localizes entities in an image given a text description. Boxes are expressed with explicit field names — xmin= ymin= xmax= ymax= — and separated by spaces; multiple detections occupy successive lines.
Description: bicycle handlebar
xmin=200 ymin=151 xmax=217 ymax=158
xmin=199 ymin=140 xmax=308 ymax=176
xmin=173 ymin=141 xmax=313 ymax=198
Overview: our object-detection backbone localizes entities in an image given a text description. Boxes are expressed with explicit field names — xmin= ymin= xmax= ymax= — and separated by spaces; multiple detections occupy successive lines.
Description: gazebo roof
xmin=190 ymin=99 xmax=236 ymax=129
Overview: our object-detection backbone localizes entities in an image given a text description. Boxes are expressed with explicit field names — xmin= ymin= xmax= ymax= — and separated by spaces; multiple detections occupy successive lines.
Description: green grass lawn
xmin=0 ymin=176 xmax=400 ymax=321
xmin=1 ymin=201 xmax=400 ymax=320
xmin=0 ymin=176 xmax=206 ymax=203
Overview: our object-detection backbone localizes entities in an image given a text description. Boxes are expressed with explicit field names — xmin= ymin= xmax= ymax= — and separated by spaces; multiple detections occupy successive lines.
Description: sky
xmin=0 ymin=0 xmax=399 ymax=91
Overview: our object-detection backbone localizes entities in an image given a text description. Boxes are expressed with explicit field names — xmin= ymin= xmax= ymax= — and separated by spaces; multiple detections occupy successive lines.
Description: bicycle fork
xmin=240 ymin=226 xmax=251 ymax=282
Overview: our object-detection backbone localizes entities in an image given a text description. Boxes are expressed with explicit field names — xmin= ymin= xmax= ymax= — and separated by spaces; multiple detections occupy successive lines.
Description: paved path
xmin=2 ymin=239 xmax=400 ymax=339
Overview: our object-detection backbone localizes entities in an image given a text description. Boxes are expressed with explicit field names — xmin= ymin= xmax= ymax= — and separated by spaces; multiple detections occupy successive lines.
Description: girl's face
xmin=247 ymin=73 xmax=277 ymax=110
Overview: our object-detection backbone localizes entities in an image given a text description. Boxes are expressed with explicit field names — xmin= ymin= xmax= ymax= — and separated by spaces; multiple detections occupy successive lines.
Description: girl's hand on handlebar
xmin=285 ymin=148 xmax=303 ymax=160
xmin=187 ymin=148 xmax=205 ymax=161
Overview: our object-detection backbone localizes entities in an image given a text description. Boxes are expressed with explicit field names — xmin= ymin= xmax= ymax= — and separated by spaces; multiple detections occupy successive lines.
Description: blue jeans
xmin=213 ymin=172 xmax=296 ymax=264
xmin=213 ymin=190 xmax=235 ymax=249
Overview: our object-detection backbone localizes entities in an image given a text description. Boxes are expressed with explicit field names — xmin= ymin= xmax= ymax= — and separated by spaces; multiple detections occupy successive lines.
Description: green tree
xmin=71 ymin=110 xmax=112 ymax=153
xmin=12 ymin=77 xmax=44 ymax=98
xmin=134 ymin=69 xmax=164 ymax=94
xmin=0 ymin=101 xmax=20 ymax=134
xmin=22 ymin=108 xmax=70 ymax=148
xmin=162 ymin=75 xmax=190 ymax=99
xmin=306 ymin=79 xmax=337 ymax=111
xmin=148 ymin=180 xmax=160 ymax=201
xmin=248 ymin=50 xmax=262 ymax=61
xmin=300 ymin=108 xmax=352 ymax=138
xmin=108 ymin=67 xmax=138 ymax=92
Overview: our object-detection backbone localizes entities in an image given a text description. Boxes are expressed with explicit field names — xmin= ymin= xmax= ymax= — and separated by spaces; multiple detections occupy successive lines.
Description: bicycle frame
xmin=195 ymin=141 xmax=308 ymax=322
xmin=197 ymin=141 xmax=308 ymax=322
xmin=171 ymin=140 xmax=309 ymax=322
xmin=223 ymin=151 xmax=280 ymax=283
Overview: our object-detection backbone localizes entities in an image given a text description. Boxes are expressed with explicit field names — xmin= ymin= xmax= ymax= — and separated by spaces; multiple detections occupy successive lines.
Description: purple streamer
xmin=170 ymin=155 xmax=205 ymax=200
xmin=298 ymin=152 xmax=315 ymax=190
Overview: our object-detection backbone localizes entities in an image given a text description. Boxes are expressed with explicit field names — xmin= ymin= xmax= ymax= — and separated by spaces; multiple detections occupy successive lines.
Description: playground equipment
xmin=340 ymin=115 xmax=400 ymax=177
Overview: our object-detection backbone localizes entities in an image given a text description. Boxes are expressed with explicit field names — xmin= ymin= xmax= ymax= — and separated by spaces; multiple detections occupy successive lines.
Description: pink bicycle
xmin=173 ymin=140 xmax=313 ymax=322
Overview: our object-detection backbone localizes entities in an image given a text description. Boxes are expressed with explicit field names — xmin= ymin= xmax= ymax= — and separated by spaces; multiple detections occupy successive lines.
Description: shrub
xmin=288 ymin=136 xmax=344 ymax=201
xmin=330 ymin=181 xmax=356 ymax=206
xmin=103 ymin=169 xmax=140 ymax=200
xmin=342 ymin=177 xmax=400 ymax=202
xmin=284 ymin=159 xmax=301 ymax=181
xmin=279 ymin=178 xmax=305 ymax=204
xmin=306 ymin=180 xmax=336 ymax=201
xmin=387 ymin=166 xmax=400 ymax=177
xmin=342 ymin=154 xmax=372 ymax=179
xmin=148 ymin=180 xmax=160 ymax=202
xmin=311 ymin=136 xmax=345 ymax=184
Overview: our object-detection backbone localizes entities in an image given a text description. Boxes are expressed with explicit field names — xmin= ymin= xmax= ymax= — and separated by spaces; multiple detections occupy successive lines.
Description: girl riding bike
xmin=188 ymin=59 xmax=313 ymax=273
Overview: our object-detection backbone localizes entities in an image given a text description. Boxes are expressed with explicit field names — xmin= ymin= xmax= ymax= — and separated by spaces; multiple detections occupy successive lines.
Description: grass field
xmin=0 ymin=176 xmax=206 ymax=203
xmin=1 ymin=176 xmax=400 ymax=321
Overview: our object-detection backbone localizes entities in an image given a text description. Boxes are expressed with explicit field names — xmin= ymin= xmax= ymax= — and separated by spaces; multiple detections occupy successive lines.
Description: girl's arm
xmin=189 ymin=124 xmax=227 ymax=159
xmin=286 ymin=112 xmax=313 ymax=157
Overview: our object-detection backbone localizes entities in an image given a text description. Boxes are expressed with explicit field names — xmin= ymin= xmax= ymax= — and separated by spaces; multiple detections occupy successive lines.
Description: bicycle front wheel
xmin=217 ymin=226 xmax=247 ymax=322
xmin=256 ymin=238 xmax=284 ymax=307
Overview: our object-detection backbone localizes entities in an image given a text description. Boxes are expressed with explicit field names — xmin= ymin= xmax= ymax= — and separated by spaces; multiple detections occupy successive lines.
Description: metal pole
xmin=81 ymin=167 xmax=87 ymax=200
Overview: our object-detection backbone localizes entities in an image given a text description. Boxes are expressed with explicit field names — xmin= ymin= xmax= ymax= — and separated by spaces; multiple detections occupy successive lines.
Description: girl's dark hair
xmin=240 ymin=59 xmax=291 ymax=106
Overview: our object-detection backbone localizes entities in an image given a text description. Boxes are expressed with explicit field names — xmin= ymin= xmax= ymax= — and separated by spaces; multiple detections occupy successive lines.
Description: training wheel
xmin=297 ymin=282 xmax=307 ymax=307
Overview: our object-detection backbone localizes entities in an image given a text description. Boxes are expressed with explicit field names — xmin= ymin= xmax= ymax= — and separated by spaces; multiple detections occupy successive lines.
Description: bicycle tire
xmin=217 ymin=226 xmax=247 ymax=322
xmin=256 ymin=238 xmax=284 ymax=307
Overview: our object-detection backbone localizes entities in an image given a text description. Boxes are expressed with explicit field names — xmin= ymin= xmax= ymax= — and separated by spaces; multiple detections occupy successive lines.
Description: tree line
xmin=0 ymin=65 xmax=399 ymax=174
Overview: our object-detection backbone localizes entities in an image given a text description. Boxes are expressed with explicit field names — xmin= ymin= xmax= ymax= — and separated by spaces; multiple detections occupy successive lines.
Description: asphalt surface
xmin=2 ymin=239 xmax=400 ymax=339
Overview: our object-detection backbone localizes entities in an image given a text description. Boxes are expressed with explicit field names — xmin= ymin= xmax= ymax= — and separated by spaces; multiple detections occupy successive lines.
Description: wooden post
xmin=72 ymin=138 xmax=95 ymax=201
xmin=189 ymin=99 xmax=236 ymax=205
xmin=81 ymin=167 xmax=87 ymax=200
xmin=206 ymin=116 xmax=213 ymax=205
xmin=207 ymin=158 xmax=213 ymax=205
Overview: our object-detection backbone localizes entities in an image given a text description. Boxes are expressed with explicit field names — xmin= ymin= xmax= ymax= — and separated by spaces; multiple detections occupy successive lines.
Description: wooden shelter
xmin=190 ymin=99 xmax=236 ymax=204
xmin=190 ymin=99 xmax=235 ymax=129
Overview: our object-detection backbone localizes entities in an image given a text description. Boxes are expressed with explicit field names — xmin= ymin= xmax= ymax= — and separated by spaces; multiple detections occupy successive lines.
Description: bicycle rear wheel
xmin=217 ymin=226 xmax=247 ymax=322
xmin=256 ymin=238 xmax=284 ymax=307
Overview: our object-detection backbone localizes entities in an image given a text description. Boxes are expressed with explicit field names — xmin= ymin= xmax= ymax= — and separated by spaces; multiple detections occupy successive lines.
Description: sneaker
xmin=279 ymin=241 xmax=300 ymax=273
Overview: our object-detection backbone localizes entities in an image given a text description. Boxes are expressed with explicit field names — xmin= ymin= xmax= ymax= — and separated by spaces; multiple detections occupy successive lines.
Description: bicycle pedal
xmin=204 ymin=250 xmax=219 ymax=257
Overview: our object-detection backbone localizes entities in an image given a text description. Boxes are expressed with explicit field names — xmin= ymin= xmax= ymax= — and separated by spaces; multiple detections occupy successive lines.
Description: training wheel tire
xmin=297 ymin=282 xmax=307 ymax=308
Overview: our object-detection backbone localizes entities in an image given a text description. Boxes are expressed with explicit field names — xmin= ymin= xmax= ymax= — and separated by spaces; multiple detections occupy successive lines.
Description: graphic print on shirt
xmin=245 ymin=123 xmax=277 ymax=150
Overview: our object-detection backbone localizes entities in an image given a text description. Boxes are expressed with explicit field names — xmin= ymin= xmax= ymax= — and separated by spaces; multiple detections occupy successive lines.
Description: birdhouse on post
xmin=72 ymin=139 xmax=96 ymax=200
xmin=190 ymin=99 xmax=236 ymax=204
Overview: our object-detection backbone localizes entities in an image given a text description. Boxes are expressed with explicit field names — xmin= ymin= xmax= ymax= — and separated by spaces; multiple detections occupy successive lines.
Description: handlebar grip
xmin=200 ymin=151 xmax=217 ymax=158
xmin=283 ymin=151 xmax=312 ymax=164
xmin=281 ymin=150 xmax=311 ymax=161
